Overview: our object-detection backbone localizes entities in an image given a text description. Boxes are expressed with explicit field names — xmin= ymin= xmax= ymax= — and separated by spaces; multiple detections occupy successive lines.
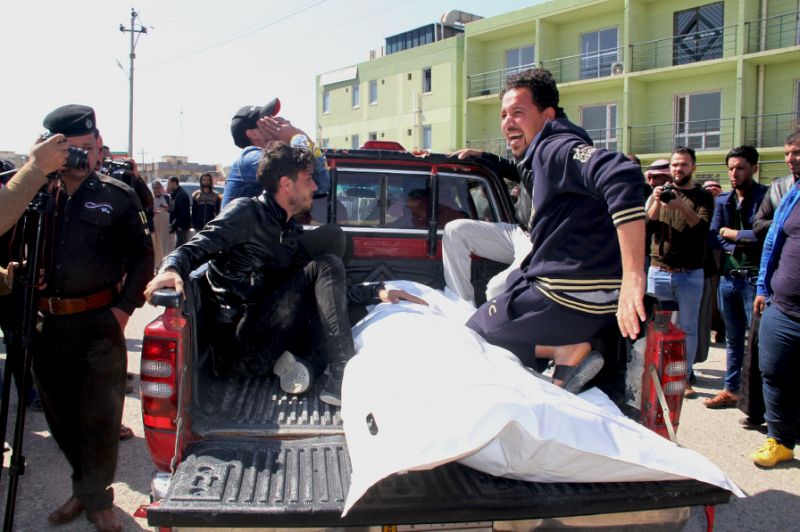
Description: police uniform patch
xmin=572 ymin=144 xmax=597 ymax=163
xmin=85 ymin=201 xmax=113 ymax=214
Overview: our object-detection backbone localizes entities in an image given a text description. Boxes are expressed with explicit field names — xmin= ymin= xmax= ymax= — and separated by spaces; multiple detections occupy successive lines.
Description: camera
xmin=102 ymin=158 xmax=136 ymax=187
xmin=660 ymin=183 xmax=676 ymax=203
xmin=41 ymin=132 xmax=89 ymax=176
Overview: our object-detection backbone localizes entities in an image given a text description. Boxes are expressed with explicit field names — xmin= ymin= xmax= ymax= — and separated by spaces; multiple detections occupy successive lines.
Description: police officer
xmin=33 ymin=105 xmax=153 ymax=531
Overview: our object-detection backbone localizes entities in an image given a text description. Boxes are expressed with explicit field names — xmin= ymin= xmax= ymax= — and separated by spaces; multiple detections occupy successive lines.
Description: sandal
xmin=552 ymin=350 xmax=604 ymax=394
xmin=119 ymin=425 xmax=134 ymax=441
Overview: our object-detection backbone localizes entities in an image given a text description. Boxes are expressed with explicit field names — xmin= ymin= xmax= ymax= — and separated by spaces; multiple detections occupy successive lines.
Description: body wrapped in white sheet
xmin=341 ymin=281 xmax=742 ymax=515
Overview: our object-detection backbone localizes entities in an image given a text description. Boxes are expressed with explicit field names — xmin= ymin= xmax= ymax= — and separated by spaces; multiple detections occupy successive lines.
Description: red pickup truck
xmin=139 ymin=143 xmax=731 ymax=530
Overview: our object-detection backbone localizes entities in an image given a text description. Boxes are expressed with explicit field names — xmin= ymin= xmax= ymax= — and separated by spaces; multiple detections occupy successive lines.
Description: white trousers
xmin=442 ymin=219 xmax=533 ymax=304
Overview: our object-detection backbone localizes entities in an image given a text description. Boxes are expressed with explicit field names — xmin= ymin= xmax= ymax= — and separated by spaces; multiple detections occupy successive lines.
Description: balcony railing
xmin=466 ymin=137 xmax=509 ymax=158
xmin=584 ymin=127 xmax=623 ymax=151
xmin=540 ymin=47 xmax=624 ymax=84
xmin=743 ymin=112 xmax=800 ymax=148
xmin=631 ymin=25 xmax=737 ymax=72
xmin=629 ymin=117 xmax=735 ymax=154
xmin=468 ymin=62 xmax=537 ymax=98
xmin=745 ymin=11 xmax=800 ymax=53
xmin=755 ymin=159 xmax=796 ymax=183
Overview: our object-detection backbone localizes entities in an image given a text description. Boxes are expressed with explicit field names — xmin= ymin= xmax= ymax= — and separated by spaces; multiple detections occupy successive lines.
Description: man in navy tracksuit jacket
xmin=466 ymin=69 xmax=646 ymax=393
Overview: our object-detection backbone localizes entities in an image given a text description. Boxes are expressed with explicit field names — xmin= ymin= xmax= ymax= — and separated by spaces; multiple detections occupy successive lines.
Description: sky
xmin=1 ymin=0 xmax=540 ymax=167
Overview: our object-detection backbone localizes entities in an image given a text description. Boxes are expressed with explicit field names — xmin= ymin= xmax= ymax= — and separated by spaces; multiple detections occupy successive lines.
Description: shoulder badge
xmin=572 ymin=144 xmax=598 ymax=164
xmin=138 ymin=210 xmax=151 ymax=235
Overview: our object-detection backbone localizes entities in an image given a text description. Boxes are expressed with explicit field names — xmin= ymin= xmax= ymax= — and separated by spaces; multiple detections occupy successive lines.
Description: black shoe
xmin=29 ymin=399 xmax=44 ymax=412
xmin=553 ymin=351 xmax=604 ymax=395
xmin=689 ymin=372 xmax=697 ymax=385
xmin=319 ymin=362 xmax=346 ymax=406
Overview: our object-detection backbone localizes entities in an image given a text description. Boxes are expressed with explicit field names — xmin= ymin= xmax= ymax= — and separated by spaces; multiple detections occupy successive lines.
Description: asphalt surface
xmin=2 ymin=304 xmax=799 ymax=531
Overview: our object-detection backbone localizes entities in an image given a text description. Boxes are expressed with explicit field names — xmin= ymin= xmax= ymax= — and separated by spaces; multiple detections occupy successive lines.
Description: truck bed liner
xmin=148 ymin=438 xmax=732 ymax=528
xmin=192 ymin=376 xmax=342 ymax=437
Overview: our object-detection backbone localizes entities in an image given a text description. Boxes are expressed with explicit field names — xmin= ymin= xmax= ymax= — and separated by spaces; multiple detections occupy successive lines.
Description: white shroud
xmin=341 ymin=281 xmax=743 ymax=516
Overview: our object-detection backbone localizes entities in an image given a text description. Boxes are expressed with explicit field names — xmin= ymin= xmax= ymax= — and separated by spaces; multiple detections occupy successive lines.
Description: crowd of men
xmin=0 ymin=68 xmax=798 ymax=529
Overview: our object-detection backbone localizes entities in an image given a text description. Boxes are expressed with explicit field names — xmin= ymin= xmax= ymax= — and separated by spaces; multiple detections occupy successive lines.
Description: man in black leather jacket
xmin=145 ymin=142 xmax=423 ymax=405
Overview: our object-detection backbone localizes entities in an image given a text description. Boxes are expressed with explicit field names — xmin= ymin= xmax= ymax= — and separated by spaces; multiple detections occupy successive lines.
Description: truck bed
xmin=149 ymin=376 xmax=732 ymax=528
xmin=192 ymin=375 xmax=342 ymax=437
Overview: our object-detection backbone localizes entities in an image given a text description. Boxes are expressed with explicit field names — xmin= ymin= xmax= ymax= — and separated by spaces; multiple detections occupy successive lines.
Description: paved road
xmin=2 ymin=304 xmax=799 ymax=531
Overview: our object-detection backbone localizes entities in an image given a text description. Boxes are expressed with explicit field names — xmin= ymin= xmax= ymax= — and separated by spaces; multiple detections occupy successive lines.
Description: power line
xmin=141 ymin=0 xmax=326 ymax=69
xmin=308 ymin=0 xmax=415 ymax=37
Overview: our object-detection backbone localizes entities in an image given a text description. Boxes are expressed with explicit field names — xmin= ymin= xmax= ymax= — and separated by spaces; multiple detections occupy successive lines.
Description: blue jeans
xmin=647 ymin=267 xmax=705 ymax=378
xmin=718 ymin=274 xmax=757 ymax=393
xmin=758 ymin=303 xmax=800 ymax=449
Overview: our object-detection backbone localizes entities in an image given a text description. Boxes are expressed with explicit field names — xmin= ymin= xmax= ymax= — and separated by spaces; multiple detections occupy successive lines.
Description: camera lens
xmin=65 ymin=146 xmax=89 ymax=170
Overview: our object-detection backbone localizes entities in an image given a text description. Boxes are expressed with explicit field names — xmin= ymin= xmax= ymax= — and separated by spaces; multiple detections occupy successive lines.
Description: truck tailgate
xmin=148 ymin=438 xmax=732 ymax=528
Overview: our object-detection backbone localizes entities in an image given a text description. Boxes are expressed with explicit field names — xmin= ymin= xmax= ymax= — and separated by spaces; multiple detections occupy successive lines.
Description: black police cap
xmin=43 ymin=104 xmax=97 ymax=137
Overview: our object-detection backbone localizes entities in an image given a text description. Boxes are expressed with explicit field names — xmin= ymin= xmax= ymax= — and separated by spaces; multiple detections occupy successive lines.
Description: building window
xmin=580 ymin=28 xmax=618 ymax=79
xmin=352 ymin=84 xmax=360 ymax=108
xmin=321 ymin=138 xmax=330 ymax=148
xmin=422 ymin=125 xmax=432 ymax=150
xmin=386 ymin=24 xmax=437 ymax=55
xmin=674 ymin=2 xmax=724 ymax=66
xmin=323 ymin=90 xmax=330 ymax=114
xmin=422 ymin=67 xmax=432 ymax=93
xmin=505 ymin=46 xmax=535 ymax=78
xmin=351 ymin=134 xmax=360 ymax=150
xmin=369 ymin=132 xmax=378 ymax=141
xmin=674 ymin=91 xmax=721 ymax=150
xmin=369 ymin=80 xmax=378 ymax=104
xmin=581 ymin=103 xmax=618 ymax=151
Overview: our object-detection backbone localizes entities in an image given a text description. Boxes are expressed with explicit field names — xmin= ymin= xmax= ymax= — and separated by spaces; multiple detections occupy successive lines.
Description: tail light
xmin=141 ymin=307 xmax=185 ymax=470
xmin=640 ymin=308 xmax=687 ymax=441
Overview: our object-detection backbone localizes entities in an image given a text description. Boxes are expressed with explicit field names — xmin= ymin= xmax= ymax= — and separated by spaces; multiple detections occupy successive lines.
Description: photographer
xmin=646 ymin=146 xmax=715 ymax=397
xmin=105 ymin=156 xmax=154 ymax=231
xmin=0 ymin=134 xmax=69 ymax=235
xmin=29 ymin=104 xmax=153 ymax=531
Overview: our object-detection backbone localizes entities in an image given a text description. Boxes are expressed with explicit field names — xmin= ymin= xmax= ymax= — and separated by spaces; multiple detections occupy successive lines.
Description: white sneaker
xmin=273 ymin=351 xmax=313 ymax=394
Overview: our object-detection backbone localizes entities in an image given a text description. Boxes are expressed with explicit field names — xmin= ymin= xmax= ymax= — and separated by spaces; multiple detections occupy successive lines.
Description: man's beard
xmin=290 ymin=195 xmax=313 ymax=215
xmin=673 ymin=173 xmax=692 ymax=186
xmin=732 ymin=177 xmax=752 ymax=190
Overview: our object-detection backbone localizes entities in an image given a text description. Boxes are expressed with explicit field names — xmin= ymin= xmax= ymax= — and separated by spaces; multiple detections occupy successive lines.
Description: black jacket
xmin=169 ymin=185 xmax=191 ymax=232
xmin=162 ymin=192 xmax=305 ymax=305
xmin=161 ymin=192 xmax=380 ymax=307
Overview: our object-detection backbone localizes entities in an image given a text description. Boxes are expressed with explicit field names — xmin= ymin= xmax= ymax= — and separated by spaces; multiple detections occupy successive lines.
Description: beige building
xmin=141 ymin=155 xmax=222 ymax=184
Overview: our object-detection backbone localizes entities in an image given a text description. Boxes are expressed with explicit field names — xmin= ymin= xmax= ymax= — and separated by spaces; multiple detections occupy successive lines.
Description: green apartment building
xmin=317 ymin=0 xmax=800 ymax=182
xmin=316 ymin=14 xmax=472 ymax=153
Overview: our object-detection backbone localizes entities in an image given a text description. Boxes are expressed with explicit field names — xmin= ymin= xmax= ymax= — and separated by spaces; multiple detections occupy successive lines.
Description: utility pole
xmin=119 ymin=8 xmax=147 ymax=157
